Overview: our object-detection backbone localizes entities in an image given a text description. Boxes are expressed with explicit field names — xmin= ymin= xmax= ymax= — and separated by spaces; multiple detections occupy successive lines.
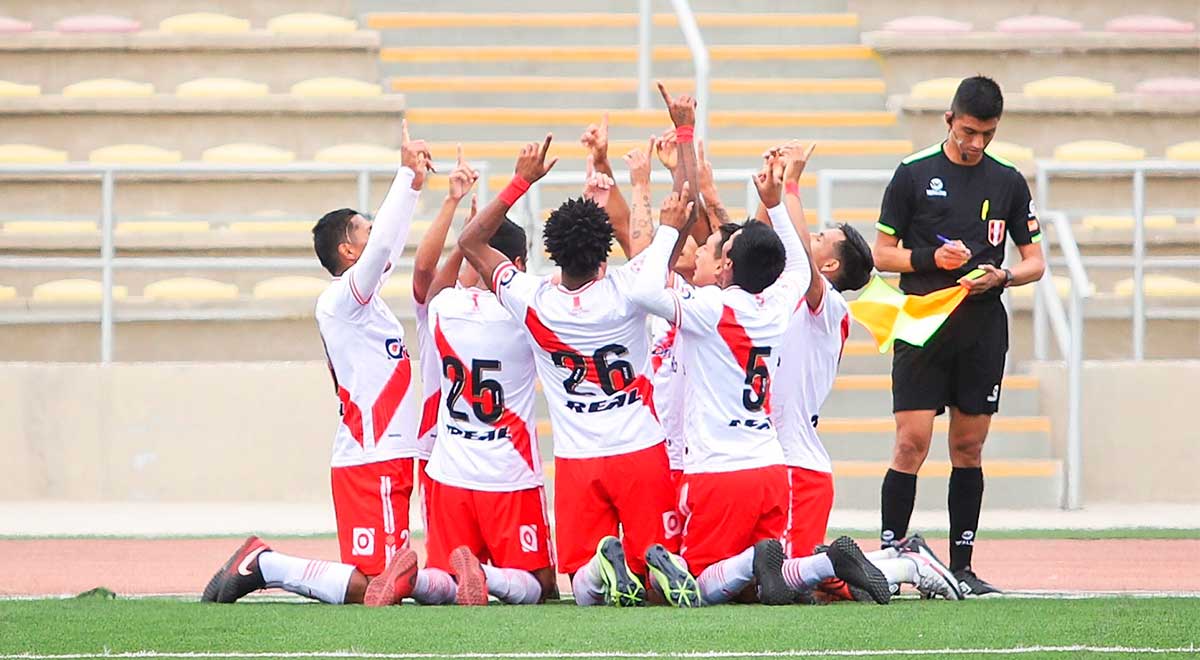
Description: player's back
xmin=425 ymin=286 xmax=542 ymax=491
xmin=492 ymin=261 xmax=664 ymax=459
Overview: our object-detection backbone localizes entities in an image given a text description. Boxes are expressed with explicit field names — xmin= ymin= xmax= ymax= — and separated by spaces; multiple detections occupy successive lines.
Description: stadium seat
xmin=116 ymin=221 xmax=211 ymax=234
xmin=1104 ymin=15 xmax=1196 ymax=34
xmin=200 ymin=143 xmax=295 ymax=164
xmin=0 ymin=284 xmax=14 ymax=302
xmin=3 ymin=221 xmax=98 ymax=233
xmin=995 ymin=15 xmax=1083 ymax=33
xmin=227 ymin=221 xmax=312 ymax=233
xmin=0 ymin=144 xmax=68 ymax=164
xmin=267 ymin=13 xmax=358 ymax=34
xmin=1023 ymin=77 xmax=1116 ymax=98
xmin=175 ymin=77 xmax=269 ymax=98
xmin=89 ymin=144 xmax=182 ymax=164
xmin=31 ymin=278 xmax=128 ymax=303
xmin=406 ymin=221 xmax=457 ymax=248
xmin=1114 ymin=275 xmax=1200 ymax=297
xmin=1081 ymin=215 xmax=1178 ymax=230
xmin=158 ymin=12 xmax=250 ymax=34
xmin=0 ymin=81 xmax=40 ymax=97
xmin=290 ymin=78 xmax=382 ymax=98
xmin=984 ymin=141 xmax=1035 ymax=164
xmin=378 ymin=273 xmax=414 ymax=300
xmin=1166 ymin=141 xmax=1200 ymax=161
xmin=252 ymin=276 xmax=329 ymax=299
xmin=1009 ymin=275 xmax=1095 ymax=299
xmin=143 ymin=277 xmax=238 ymax=302
xmin=62 ymin=78 xmax=155 ymax=98
xmin=909 ymin=78 xmax=960 ymax=100
xmin=1052 ymin=140 xmax=1146 ymax=161
xmin=879 ymin=16 xmax=973 ymax=33
xmin=314 ymin=143 xmax=399 ymax=164
xmin=1135 ymin=78 xmax=1200 ymax=95
xmin=0 ymin=16 xmax=33 ymax=33
xmin=55 ymin=15 xmax=141 ymax=33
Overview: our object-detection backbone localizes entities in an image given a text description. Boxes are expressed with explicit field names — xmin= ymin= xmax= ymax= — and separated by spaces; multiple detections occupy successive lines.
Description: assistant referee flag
xmin=849 ymin=271 xmax=983 ymax=353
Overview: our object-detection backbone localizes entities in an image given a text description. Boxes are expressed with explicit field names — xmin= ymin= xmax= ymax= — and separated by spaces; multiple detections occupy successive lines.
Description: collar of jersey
xmin=556 ymin=277 xmax=600 ymax=295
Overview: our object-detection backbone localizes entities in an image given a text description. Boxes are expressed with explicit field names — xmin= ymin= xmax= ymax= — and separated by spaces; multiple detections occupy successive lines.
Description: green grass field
xmin=1 ymin=597 xmax=1197 ymax=659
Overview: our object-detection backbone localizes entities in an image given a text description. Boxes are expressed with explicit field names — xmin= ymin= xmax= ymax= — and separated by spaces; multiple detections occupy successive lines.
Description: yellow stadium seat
xmin=290 ymin=78 xmax=382 ymax=98
xmin=909 ymin=77 xmax=960 ymax=100
xmin=0 ymin=144 xmax=68 ymax=164
xmin=1053 ymin=140 xmax=1146 ymax=161
xmin=1081 ymin=215 xmax=1178 ymax=230
xmin=32 ymin=279 xmax=128 ymax=303
xmin=201 ymin=143 xmax=295 ymax=164
xmin=116 ymin=221 xmax=211 ymax=233
xmin=267 ymin=13 xmax=357 ymax=34
xmin=985 ymin=141 xmax=1035 ymax=164
xmin=0 ymin=81 xmax=40 ymax=97
xmin=1114 ymin=275 xmax=1200 ymax=297
xmin=314 ymin=143 xmax=399 ymax=164
xmin=3 ymin=221 xmax=98 ymax=233
xmin=62 ymin=78 xmax=154 ymax=98
xmin=227 ymin=221 xmax=312 ymax=233
xmin=1023 ymin=76 xmax=1116 ymax=98
xmin=406 ymin=221 xmax=457 ymax=247
xmin=1010 ymin=275 xmax=1096 ymax=299
xmin=378 ymin=273 xmax=414 ymax=300
xmin=1165 ymin=141 xmax=1200 ymax=161
xmin=159 ymin=12 xmax=250 ymax=34
xmin=253 ymin=276 xmax=329 ymax=299
xmin=0 ymin=285 xmax=15 ymax=302
xmin=175 ymin=77 xmax=269 ymax=98
xmin=89 ymin=144 xmax=182 ymax=164
xmin=143 ymin=277 xmax=238 ymax=301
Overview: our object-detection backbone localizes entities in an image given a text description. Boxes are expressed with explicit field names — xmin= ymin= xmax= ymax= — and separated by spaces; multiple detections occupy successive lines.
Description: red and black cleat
xmin=201 ymin=536 xmax=270 ymax=603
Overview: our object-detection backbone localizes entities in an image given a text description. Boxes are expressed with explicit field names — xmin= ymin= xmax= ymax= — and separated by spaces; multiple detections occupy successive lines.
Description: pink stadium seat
xmin=1105 ymin=15 xmax=1195 ymax=33
xmin=995 ymin=15 xmax=1083 ymax=34
xmin=880 ymin=16 xmax=973 ymax=34
xmin=0 ymin=16 xmax=34 ymax=33
xmin=55 ymin=14 xmax=141 ymax=33
xmin=1136 ymin=78 xmax=1200 ymax=95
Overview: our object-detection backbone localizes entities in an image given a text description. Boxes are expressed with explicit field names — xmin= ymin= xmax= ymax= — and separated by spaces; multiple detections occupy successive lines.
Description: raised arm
xmin=412 ymin=145 xmax=477 ymax=305
xmin=426 ymin=194 xmax=476 ymax=303
xmin=697 ymin=139 xmax=731 ymax=235
xmin=622 ymin=137 xmax=655 ymax=258
xmin=629 ymin=187 xmax=695 ymax=322
xmin=458 ymin=135 xmax=558 ymax=284
xmin=754 ymin=155 xmax=811 ymax=289
xmin=779 ymin=142 xmax=825 ymax=310
xmin=657 ymin=82 xmax=704 ymax=247
xmin=581 ymin=113 xmax=633 ymax=258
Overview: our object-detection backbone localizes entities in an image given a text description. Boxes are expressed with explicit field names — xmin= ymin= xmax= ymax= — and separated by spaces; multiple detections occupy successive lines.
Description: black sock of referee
xmin=880 ymin=468 xmax=918 ymax=549
xmin=948 ymin=466 xmax=984 ymax=572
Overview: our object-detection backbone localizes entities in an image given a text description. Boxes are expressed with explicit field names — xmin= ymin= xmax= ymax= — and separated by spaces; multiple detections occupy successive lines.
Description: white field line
xmin=0 ymin=647 xmax=1199 ymax=659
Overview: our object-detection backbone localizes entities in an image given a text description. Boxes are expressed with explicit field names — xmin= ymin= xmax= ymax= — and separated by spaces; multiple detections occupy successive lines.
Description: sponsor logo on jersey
xmin=987 ymin=219 xmax=1006 ymax=246
xmin=352 ymin=527 xmax=376 ymax=556
xmin=564 ymin=387 xmax=644 ymax=414
xmin=498 ymin=267 xmax=517 ymax=287
xmin=1028 ymin=200 xmax=1037 ymax=218
xmin=445 ymin=424 xmax=511 ymax=442
xmin=925 ymin=177 xmax=947 ymax=197
xmin=384 ymin=338 xmax=407 ymax=359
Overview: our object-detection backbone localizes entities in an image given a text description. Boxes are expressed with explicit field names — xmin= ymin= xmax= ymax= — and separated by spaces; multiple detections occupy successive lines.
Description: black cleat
xmin=753 ymin=539 xmax=798 ymax=606
xmin=827 ymin=536 xmax=891 ymax=605
xmin=954 ymin=567 xmax=1002 ymax=597
xmin=595 ymin=536 xmax=646 ymax=607
xmin=644 ymin=544 xmax=701 ymax=608
xmin=201 ymin=536 xmax=269 ymax=603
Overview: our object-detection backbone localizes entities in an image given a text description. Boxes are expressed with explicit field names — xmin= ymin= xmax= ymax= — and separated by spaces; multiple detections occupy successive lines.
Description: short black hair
xmin=712 ymin=221 xmax=742 ymax=257
xmin=951 ymin=75 xmax=1004 ymax=121
xmin=490 ymin=218 xmax=528 ymax=263
xmin=727 ymin=221 xmax=786 ymax=294
xmin=543 ymin=197 xmax=613 ymax=279
xmin=829 ymin=223 xmax=873 ymax=292
xmin=313 ymin=208 xmax=358 ymax=276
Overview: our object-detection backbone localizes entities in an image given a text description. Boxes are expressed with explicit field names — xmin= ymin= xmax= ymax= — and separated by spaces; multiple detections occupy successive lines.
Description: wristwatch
xmin=1001 ymin=268 xmax=1015 ymax=287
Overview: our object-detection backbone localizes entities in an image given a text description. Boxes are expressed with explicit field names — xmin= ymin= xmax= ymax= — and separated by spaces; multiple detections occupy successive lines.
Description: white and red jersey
xmin=649 ymin=274 xmax=692 ymax=471
xmin=413 ymin=300 xmax=441 ymax=460
xmin=424 ymin=286 xmax=542 ymax=492
xmin=774 ymin=278 xmax=851 ymax=473
xmin=491 ymin=259 xmax=664 ymax=459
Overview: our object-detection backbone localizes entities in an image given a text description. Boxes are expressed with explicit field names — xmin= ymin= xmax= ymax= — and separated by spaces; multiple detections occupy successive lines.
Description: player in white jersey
xmin=457 ymin=135 xmax=682 ymax=608
xmin=202 ymin=123 xmax=436 ymax=606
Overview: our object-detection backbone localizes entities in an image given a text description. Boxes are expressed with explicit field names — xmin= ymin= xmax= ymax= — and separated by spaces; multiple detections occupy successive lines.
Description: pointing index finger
xmin=540 ymin=133 xmax=553 ymax=164
xmin=401 ymin=118 xmax=410 ymax=146
xmin=656 ymin=81 xmax=672 ymax=106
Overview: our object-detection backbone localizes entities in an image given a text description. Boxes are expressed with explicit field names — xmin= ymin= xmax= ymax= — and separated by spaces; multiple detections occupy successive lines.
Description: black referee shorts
xmin=892 ymin=299 xmax=1008 ymax=416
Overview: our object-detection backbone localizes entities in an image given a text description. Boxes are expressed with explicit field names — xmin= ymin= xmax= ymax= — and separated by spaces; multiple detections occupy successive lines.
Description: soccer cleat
xmin=450 ymin=546 xmax=488 ymax=606
xmin=644 ymin=544 xmax=701 ymax=608
xmin=827 ymin=536 xmax=891 ymax=605
xmin=363 ymin=547 xmax=419 ymax=607
xmin=201 ymin=536 xmax=269 ymax=603
xmin=753 ymin=539 xmax=798 ymax=606
xmin=953 ymin=567 xmax=1002 ymax=597
xmin=595 ymin=536 xmax=646 ymax=607
xmin=900 ymin=534 xmax=961 ymax=600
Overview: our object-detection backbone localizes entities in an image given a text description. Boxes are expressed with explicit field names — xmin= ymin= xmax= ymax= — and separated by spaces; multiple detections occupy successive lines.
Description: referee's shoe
xmin=953 ymin=566 xmax=1002 ymax=597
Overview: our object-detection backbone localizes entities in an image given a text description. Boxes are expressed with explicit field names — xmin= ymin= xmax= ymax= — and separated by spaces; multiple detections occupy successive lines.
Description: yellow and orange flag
xmin=849 ymin=271 xmax=983 ymax=353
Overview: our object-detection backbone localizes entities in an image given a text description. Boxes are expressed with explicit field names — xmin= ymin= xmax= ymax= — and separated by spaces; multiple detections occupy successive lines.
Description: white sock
xmin=257 ymin=551 xmax=354 ymax=605
xmin=781 ymin=553 xmax=835 ymax=591
xmin=696 ymin=546 xmax=754 ymax=605
xmin=481 ymin=565 xmax=542 ymax=605
xmin=412 ymin=568 xmax=457 ymax=605
xmin=865 ymin=547 xmax=899 ymax=561
xmin=571 ymin=555 xmax=606 ymax=606
xmin=872 ymin=557 xmax=917 ymax=587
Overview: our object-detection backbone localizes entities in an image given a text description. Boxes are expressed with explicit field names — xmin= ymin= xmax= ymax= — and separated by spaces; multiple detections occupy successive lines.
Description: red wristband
xmin=785 ymin=181 xmax=801 ymax=197
xmin=498 ymin=175 xmax=531 ymax=206
xmin=674 ymin=124 xmax=695 ymax=143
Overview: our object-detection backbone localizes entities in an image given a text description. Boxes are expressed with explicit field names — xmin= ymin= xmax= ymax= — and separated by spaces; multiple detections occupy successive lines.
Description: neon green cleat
xmin=595 ymin=536 xmax=646 ymax=607
xmin=645 ymin=543 xmax=702 ymax=608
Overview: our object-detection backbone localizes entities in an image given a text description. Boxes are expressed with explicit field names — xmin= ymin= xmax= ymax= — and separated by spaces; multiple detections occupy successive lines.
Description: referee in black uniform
xmin=873 ymin=76 xmax=1045 ymax=596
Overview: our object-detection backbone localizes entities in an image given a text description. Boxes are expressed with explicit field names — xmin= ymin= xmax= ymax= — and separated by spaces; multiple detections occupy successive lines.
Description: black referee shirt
xmin=875 ymin=142 xmax=1042 ymax=301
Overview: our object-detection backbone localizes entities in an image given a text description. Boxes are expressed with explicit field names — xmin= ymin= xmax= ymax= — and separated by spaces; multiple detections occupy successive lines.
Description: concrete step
xmin=8 ymin=0 xmax=355 ymax=28
xmin=356 ymin=0 xmax=852 ymax=14
xmin=831 ymin=460 xmax=1063 ymax=509
xmin=849 ymin=0 xmax=1200 ymax=32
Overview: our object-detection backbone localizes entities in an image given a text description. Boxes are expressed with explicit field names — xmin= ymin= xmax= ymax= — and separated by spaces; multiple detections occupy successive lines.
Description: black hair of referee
xmin=872 ymin=76 xmax=1046 ymax=596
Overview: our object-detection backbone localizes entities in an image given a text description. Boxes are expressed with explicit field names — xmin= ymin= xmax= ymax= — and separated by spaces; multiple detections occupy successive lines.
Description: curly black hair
xmin=542 ymin=197 xmax=613 ymax=279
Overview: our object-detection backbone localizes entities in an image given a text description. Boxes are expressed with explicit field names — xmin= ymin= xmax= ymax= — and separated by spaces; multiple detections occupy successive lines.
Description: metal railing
xmin=637 ymin=0 xmax=710 ymax=140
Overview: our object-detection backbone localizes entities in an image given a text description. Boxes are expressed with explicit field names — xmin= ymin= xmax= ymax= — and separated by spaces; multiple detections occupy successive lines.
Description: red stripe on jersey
xmin=522 ymin=307 xmax=606 ymax=389
xmin=336 ymin=386 xmax=365 ymax=445
xmin=418 ymin=391 xmax=439 ymax=439
xmin=433 ymin=320 xmax=537 ymax=474
xmin=718 ymin=305 xmax=771 ymax=414
xmin=838 ymin=313 xmax=851 ymax=363
xmin=370 ymin=357 xmax=413 ymax=443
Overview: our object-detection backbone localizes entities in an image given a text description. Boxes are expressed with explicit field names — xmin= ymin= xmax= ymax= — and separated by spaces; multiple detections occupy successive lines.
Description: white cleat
xmin=902 ymin=551 xmax=962 ymax=601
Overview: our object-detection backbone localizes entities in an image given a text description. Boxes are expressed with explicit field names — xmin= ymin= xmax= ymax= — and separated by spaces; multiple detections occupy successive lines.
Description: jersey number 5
xmin=551 ymin=343 xmax=634 ymax=396
xmin=742 ymin=346 xmax=772 ymax=412
xmin=442 ymin=357 xmax=505 ymax=424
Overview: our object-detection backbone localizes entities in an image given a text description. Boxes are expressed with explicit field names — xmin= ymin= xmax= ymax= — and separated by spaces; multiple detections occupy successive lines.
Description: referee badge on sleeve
xmin=987 ymin=219 xmax=1006 ymax=246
